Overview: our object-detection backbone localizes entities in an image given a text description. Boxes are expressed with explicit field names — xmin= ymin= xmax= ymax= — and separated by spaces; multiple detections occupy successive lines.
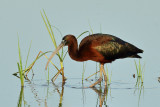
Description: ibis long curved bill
xmin=45 ymin=42 xmax=65 ymax=70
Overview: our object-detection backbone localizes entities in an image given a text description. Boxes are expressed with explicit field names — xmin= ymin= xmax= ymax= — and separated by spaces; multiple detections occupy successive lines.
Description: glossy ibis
xmin=45 ymin=33 xmax=143 ymax=87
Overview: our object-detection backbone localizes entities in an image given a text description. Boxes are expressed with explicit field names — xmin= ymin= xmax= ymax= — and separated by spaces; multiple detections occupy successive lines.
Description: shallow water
xmin=4 ymin=71 xmax=160 ymax=107
xmin=1 ymin=52 xmax=160 ymax=107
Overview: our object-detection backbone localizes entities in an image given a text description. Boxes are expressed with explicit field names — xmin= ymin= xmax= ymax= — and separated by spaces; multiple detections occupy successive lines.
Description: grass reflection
xmin=17 ymin=87 xmax=23 ymax=107
xmin=134 ymin=76 xmax=144 ymax=107
xmin=16 ymin=77 xmax=113 ymax=107
xmin=17 ymin=87 xmax=30 ymax=107
xmin=52 ymin=82 xmax=65 ymax=107
xmin=17 ymin=77 xmax=66 ymax=107
xmin=133 ymin=60 xmax=145 ymax=107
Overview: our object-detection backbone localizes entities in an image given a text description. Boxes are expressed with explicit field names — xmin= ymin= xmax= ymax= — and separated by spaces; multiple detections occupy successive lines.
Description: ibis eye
xmin=61 ymin=39 xmax=68 ymax=45
xmin=62 ymin=39 xmax=65 ymax=43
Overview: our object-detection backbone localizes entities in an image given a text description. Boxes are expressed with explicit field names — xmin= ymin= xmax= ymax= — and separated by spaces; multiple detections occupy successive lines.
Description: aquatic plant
xmin=134 ymin=59 xmax=145 ymax=82
xmin=41 ymin=9 xmax=67 ymax=82
xmin=17 ymin=87 xmax=24 ymax=107
xmin=17 ymin=36 xmax=24 ymax=87
xmin=134 ymin=76 xmax=144 ymax=107
xmin=14 ymin=36 xmax=51 ymax=86
xmin=134 ymin=59 xmax=145 ymax=107
xmin=82 ymin=62 xmax=87 ymax=83
xmin=106 ymin=65 xmax=112 ymax=85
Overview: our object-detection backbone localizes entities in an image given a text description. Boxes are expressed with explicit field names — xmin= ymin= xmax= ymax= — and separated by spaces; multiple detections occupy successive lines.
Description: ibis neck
xmin=67 ymin=37 xmax=82 ymax=61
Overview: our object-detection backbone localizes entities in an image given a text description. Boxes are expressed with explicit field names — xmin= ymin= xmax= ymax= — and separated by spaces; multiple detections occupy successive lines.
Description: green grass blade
xmin=82 ymin=62 xmax=85 ymax=82
xmin=41 ymin=10 xmax=62 ymax=62
xmin=88 ymin=20 xmax=93 ymax=34
xmin=24 ymin=51 xmax=51 ymax=72
xmin=17 ymin=36 xmax=24 ymax=86
xmin=43 ymin=9 xmax=57 ymax=48
xmin=106 ymin=65 xmax=112 ymax=85
xmin=106 ymin=65 xmax=109 ymax=78
xmin=17 ymin=62 xmax=20 ymax=73
xmin=18 ymin=36 xmax=23 ymax=71
xmin=25 ymin=40 xmax=32 ymax=69
xmin=56 ymin=54 xmax=63 ymax=62
xmin=17 ymin=87 xmax=24 ymax=107
xmin=142 ymin=63 xmax=145 ymax=82
xmin=61 ymin=48 xmax=64 ymax=59
xmin=82 ymin=62 xmax=87 ymax=81
xmin=30 ymin=51 xmax=51 ymax=65
xmin=52 ymin=25 xmax=63 ymax=37
xmin=77 ymin=31 xmax=90 ymax=39
xmin=110 ymin=71 xmax=112 ymax=84
xmin=50 ymin=25 xmax=64 ymax=58
xmin=139 ymin=59 xmax=141 ymax=76
xmin=40 ymin=11 xmax=54 ymax=46
xmin=62 ymin=50 xmax=68 ymax=61
xmin=134 ymin=60 xmax=138 ymax=75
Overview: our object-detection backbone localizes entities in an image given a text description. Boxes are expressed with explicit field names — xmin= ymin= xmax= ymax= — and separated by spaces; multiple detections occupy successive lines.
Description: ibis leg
xmin=101 ymin=64 xmax=108 ymax=86
xmin=89 ymin=65 xmax=103 ymax=88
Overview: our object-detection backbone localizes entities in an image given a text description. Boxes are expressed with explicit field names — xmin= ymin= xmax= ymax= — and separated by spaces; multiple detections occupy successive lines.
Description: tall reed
xmin=17 ymin=36 xmax=24 ymax=87
xmin=106 ymin=65 xmax=112 ymax=85
xmin=14 ymin=36 xmax=51 ymax=85
xmin=134 ymin=59 xmax=145 ymax=82
xmin=41 ymin=10 xmax=66 ymax=82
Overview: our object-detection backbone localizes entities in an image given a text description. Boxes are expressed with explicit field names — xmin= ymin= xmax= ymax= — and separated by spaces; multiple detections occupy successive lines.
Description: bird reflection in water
xmin=91 ymin=86 xmax=109 ymax=107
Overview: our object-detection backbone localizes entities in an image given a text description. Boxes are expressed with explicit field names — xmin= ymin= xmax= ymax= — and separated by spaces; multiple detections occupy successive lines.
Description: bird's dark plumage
xmin=78 ymin=33 xmax=143 ymax=63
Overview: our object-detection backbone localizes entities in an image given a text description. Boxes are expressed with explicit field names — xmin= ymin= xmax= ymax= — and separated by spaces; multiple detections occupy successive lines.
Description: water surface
xmin=1 ymin=0 xmax=160 ymax=107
